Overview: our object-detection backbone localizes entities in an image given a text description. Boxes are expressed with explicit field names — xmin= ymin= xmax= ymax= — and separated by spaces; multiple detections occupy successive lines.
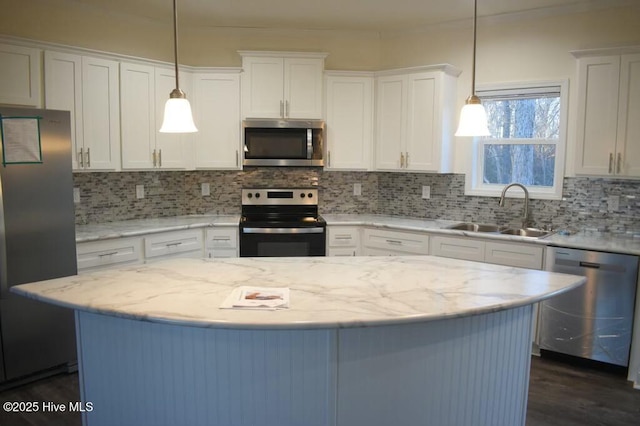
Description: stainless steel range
xmin=239 ymin=188 xmax=326 ymax=257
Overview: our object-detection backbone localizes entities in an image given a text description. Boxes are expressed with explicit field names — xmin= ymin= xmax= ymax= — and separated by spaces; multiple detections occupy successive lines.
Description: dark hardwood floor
xmin=0 ymin=355 xmax=638 ymax=425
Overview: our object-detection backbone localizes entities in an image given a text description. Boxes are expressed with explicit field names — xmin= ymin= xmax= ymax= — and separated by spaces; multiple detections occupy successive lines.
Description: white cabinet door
xmin=77 ymin=237 xmax=143 ymax=273
xmin=374 ymin=68 xmax=456 ymax=173
xmin=325 ymin=73 xmax=373 ymax=170
xmin=144 ymin=229 xmax=204 ymax=261
xmin=617 ymin=53 xmax=640 ymax=177
xmin=375 ymin=75 xmax=405 ymax=170
xmin=484 ymin=241 xmax=543 ymax=269
xmin=45 ymin=52 xmax=119 ymax=171
xmin=242 ymin=56 xmax=284 ymax=119
xmin=193 ymin=72 xmax=241 ymax=169
xmin=44 ymin=51 xmax=83 ymax=169
xmin=121 ymin=62 xmax=156 ymax=169
xmin=154 ymin=67 xmax=189 ymax=169
xmin=81 ymin=56 xmax=120 ymax=170
xmin=0 ymin=43 xmax=41 ymax=106
xmin=240 ymin=53 xmax=325 ymax=119
xmin=430 ymin=236 xmax=485 ymax=262
xmin=326 ymin=226 xmax=360 ymax=256
xmin=575 ymin=53 xmax=640 ymax=178
xmin=284 ymin=58 xmax=324 ymax=119
xmin=205 ymin=227 xmax=238 ymax=258
xmin=574 ymin=56 xmax=621 ymax=176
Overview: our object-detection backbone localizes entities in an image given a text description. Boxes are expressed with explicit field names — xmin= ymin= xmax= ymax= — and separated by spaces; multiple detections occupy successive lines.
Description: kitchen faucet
xmin=499 ymin=183 xmax=530 ymax=229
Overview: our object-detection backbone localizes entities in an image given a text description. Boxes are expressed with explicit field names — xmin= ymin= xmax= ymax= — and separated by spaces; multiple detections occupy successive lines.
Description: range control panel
xmin=241 ymin=188 xmax=318 ymax=206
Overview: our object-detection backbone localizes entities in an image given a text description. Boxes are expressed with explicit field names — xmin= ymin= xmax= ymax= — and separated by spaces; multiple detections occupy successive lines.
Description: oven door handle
xmin=242 ymin=227 xmax=325 ymax=234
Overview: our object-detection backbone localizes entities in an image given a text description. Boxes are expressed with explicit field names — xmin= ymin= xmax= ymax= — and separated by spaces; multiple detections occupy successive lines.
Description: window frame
xmin=464 ymin=80 xmax=569 ymax=200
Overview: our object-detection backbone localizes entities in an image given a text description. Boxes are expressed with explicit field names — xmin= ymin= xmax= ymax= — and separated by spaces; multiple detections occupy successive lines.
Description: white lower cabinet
xmin=205 ymin=227 xmax=239 ymax=258
xmin=326 ymin=226 xmax=360 ymax=257
xmin=143 ymin=229 xmax=204 ymax=262
xmin=361 ymin=228 xmax=429 ymax=256
xmin=431 ymin=236 xmax=543 ymax=270
xmin=77 ymin=237 xmax=143 ymax=273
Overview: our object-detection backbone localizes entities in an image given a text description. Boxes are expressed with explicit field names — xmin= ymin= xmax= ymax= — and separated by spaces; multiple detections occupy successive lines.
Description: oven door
xmin=240 ymin=226 xmax=326 ymax=257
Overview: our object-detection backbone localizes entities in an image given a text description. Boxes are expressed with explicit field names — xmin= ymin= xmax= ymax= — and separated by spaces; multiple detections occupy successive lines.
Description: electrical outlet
xmin=607 ymin=195 xmax=620 ymax=211
xmin=136 ymin=184 xmax=145 ymax=199
xmin=353 ymin=183 xmax=362 ymax=196
xmin=422 ymin=186 xmax=431 ymax=199
xmin=73 ymin=187 xmax=80 ymax=204
xmin=201 ymin=183 xmax=210 ymax=196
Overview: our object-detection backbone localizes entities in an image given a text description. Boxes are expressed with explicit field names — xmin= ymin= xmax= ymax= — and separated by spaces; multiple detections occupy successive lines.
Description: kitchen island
xmin=13 ymin=256 xmax=584 ymax=426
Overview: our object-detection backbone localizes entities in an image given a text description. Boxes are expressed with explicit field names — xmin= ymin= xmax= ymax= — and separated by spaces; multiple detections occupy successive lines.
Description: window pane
xmin=483 ymin=97 xmax=560 ymax=139
xmin=483 ymin=144 xmax=556 ymax=187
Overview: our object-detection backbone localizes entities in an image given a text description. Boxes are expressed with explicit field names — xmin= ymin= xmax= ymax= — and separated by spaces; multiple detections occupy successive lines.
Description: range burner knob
xmin=247 ymin=193 xmax=253 ymax=198
xmin=255 ymin=193 xmax=261 ymax=198
xmin=300 ymin=193 xmax=306 ymax=198
xmin=308 ymin=192 xmax=314 ymax=198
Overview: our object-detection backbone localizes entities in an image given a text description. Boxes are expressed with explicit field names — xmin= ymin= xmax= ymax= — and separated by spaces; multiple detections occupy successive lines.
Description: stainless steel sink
xmin=447 ymin=222 xmax=504 ymax=233
xmin=499 ymin=228 xmax=551 ymax=238
xmin=447 ymin=223 xmax=551 ymax=238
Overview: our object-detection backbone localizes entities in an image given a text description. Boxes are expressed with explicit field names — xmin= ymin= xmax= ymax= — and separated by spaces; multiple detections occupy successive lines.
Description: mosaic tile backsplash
xmin=73 ymin=170 xmax=639 ymax=233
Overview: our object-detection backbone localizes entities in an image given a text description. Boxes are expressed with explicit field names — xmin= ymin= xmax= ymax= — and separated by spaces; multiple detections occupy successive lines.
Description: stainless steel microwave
xmin=243 ymin=119 xmax=324 ymax=167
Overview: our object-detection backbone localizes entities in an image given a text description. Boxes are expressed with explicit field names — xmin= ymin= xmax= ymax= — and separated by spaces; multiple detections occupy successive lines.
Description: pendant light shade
xmin=159 ymin=0 xmax=197 ymax=134
xmin=455 ymin=0 xmax=490 ymax=137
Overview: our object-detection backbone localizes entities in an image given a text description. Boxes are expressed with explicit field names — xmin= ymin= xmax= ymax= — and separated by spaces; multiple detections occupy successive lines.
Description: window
xmin=465 ymin=81 xmax=568 ymax=199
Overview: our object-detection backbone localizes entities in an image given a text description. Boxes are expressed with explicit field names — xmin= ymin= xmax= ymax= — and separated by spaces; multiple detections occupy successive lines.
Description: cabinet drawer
xmin=205 ymin=228 xmax=238 ymax=249
xmin=327 ymin=247 xmax=358 ymax=257
xmin=327 ymin=226 xmax=360 ymax=247
xmin=206 ymin=248 xmax=238 ymax=259
xmin=362 ymin=228 xmax=429 ymax=255
xmin=430 ymin=236 xmax=485 ymax=262
xmin=144 ymin=230 xmax=203 ymax=259
xmin=77 ymin=237 xmax=143 ymax=271
xmin=485 ymin=241 xmax=543 ymax=270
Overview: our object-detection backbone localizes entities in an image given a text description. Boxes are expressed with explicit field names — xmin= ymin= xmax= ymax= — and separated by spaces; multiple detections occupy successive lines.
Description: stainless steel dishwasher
xmin=540 ymin=246 xmax=639 ymax=367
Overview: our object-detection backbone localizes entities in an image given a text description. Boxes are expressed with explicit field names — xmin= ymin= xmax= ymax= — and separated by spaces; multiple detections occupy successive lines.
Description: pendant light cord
xmin=172 ymin=0 xmax=180 ymax=91
xmin=471 ymin=0 xmax=478 ymax=96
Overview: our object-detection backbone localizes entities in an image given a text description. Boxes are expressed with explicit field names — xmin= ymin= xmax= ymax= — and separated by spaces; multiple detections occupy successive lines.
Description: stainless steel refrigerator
xmin=0 ymin=107 xmax=77 ymax=384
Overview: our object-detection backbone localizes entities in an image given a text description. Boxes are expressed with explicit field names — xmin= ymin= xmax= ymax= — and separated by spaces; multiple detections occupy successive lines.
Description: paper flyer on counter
xmin=220 ymin=286 xmax=290 ymax=310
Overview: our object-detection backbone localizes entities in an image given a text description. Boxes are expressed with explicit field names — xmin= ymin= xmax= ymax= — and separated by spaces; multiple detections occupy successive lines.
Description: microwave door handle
xmin=307 ymin=129 xmax=313 ymax=159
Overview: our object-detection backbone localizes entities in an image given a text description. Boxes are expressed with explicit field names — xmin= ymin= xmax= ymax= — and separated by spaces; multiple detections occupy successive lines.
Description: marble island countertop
xmin=12 ymin=256 xmax=585 ymax=330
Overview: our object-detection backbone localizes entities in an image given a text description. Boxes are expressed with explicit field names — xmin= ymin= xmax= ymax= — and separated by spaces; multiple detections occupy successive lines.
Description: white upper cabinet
xmin=375 ymin=66 xmax=458 ymax=173
xmin=192 ymin=72 xmax=241 ymax=169
xmin=120 ymin=62 xmax=190 ymax=170
xmin=574 ymin=51 xmax=640 ymax=177
xmin=324 ymin=72 xmax=374 ymax=170
xmin=45 ymin=51 xmax=120 ymax=171
xmin=0 ymin=43 xmax=42 ymax=107
xmin=240 ymin=51 xmax=326 ymax=119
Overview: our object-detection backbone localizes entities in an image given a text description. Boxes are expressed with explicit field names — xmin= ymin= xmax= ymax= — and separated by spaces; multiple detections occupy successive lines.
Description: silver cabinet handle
xmin=285 ymin=100 xmax=289 ymax=118
xmin=236 ymin=150 xmax=239 ymax=167
xmin=166 ymin=242 xmax=183 ymax=247
xmin=158 ymin=149 xmax=162 ymax=168
xmin=153 ymin=149 xmax=157 ymax=167
xmin=609 ymin=153 xmax=613 ymax=174
xmin=86 ymin=147 xmax=91 ymax=168
xmin=280 ymin=100 xmax=284 ymax=118
xmin=386 ymin=239 xmax=402 ymax=245
xmin=400 ymin=152 xmax=405 ymax=168
xmin=327 ymin=150 xmax=331 ymax=167
xmin=79 ymin=148 xmax=84 ymax=168
xmin=98 ymin=251 xmax=119 ymax=257
xmin=335 ymin=235 xmax=353 ymax=240
xmin=617 ymin=153 xmax=622 ymax=174
xmin=405 ymin=151 xmax=409 ymax=168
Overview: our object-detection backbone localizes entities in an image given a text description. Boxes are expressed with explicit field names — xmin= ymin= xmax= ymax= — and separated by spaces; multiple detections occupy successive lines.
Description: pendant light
xmin=159 ymin=0 xmax=197 ymax=133
xmin=455 ymin=0 xmax=490 ymax=137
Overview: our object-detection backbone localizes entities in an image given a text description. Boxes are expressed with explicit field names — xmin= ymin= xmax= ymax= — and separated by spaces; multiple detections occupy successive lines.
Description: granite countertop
xmin=12 ymin=256 xmax=584 ymax=330
xmin=75 ymin=214 xmax=240 ymax=243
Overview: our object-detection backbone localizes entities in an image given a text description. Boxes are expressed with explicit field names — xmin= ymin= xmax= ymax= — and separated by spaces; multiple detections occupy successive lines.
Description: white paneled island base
xmin=12 ymin=256 xmax=584 ymax=426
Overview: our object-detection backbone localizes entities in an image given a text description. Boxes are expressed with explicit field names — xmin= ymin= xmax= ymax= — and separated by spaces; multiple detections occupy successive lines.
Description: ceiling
xmin=69 ymin=0 xmax=617 ymax=32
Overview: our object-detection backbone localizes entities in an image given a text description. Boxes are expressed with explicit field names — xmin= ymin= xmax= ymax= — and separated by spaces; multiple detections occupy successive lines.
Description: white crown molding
xmin=237 ymin=50 xmax=329 ymax=59
xmin=571 ymin=45 xmax=640 ymax=58
xmin=375 ymin=64 xmax=462 ymax=78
